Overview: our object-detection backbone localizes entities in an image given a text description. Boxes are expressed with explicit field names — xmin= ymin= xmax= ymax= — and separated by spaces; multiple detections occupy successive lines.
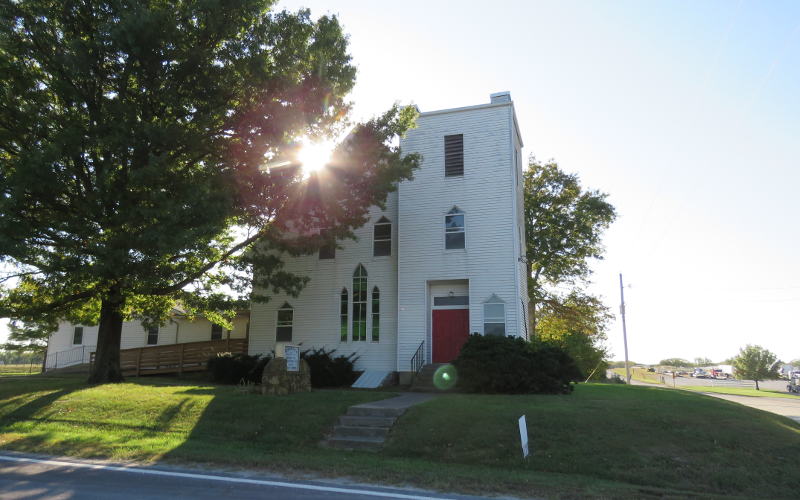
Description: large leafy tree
xmin=522 ymin=157 xmax=616 ymax=333
xmin=0 ymin=1 xmax=419 ymax=383
xmin=732 ymin=344 xmax=778 ymax=390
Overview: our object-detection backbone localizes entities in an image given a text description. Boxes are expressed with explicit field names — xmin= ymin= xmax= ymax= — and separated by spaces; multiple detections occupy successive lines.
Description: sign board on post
xmin=285 ymin=345 xmax=300 ymax=372
xmin=518 ymin=415 xmax=529 ymax=458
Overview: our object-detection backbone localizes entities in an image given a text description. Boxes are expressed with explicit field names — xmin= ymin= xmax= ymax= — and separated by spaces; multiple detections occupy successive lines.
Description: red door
xmin=432 ymin=309 xmax=469 ymax=363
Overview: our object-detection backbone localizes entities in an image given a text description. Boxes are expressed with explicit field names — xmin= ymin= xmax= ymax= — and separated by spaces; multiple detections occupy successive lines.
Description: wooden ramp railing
xmin=90 ymin=338 xmax=248 ymax=376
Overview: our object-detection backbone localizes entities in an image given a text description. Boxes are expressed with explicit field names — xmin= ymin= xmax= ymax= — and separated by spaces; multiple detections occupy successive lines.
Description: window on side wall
xmin=445 ymin=207 xmax=465 ymax=249
xmin=483 ymin=295 xmax=506 ymax=336
xmin=147 ymin=325 xmax=159 ymax=345
xmin=276 ymin=302 xmax=294 ymax=342
xmin=72 ymin=326 xmax=83 ymax=345
xmin=319 ymin=229 xmax=335 ymax=259
xmin=444 ymin=134 xmax=464 ymax=177
xmin=373 ymin=217 xmax=391 ymax=257
xmin=340 ymin=288 xmax=348 ymax=342
xmin=371 ymin=286 xmax=380 ymax=342
xmin=352 ymin=264 xmax=367 ymax=341
xmin=211 ymin=323 xmax=223 ymax=340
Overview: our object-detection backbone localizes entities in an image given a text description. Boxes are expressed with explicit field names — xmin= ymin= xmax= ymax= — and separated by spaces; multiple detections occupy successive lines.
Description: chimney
xmin=490 ymin=91 xmax=511 ymax=103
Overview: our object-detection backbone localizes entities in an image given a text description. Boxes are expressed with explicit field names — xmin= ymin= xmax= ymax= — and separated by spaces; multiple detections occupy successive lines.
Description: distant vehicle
xmin=709 ymin=368 xmax=730 ymax=379
xmin=788 ymin=377 xmax=800 ymax=394
xmin=692 ymin=368 xmax=709 ymax=378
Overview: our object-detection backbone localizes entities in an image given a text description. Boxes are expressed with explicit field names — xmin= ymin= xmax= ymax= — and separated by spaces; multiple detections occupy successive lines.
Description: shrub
xmin=301 ymin=347 xmax=359 ymax=387
xmin=453 ymin=334 xmax=582 ymax=394
xmin=207 ymin=352 xmax=272 ymax=385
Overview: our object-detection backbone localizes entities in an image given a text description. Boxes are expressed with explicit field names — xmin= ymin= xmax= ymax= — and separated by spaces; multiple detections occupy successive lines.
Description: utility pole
xmin=619 ymin=273 xmax=631 ymax=384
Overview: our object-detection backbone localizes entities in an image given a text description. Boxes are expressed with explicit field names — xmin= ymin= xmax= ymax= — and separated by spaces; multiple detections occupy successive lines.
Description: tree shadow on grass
xmin=0 ymin=388 xmax=79 ymax=427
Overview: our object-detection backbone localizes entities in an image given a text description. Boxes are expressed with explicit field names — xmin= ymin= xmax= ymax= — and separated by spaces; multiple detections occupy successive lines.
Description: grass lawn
xmin=1 ymin=375 xmax=798 ymax=499
xmin=680 ymin=385 xmax=799 ymax=399
xmin=612 ymin=367 xmax=664 ymax=385
xmin=0 ymin=364 xmax=41 ymax=376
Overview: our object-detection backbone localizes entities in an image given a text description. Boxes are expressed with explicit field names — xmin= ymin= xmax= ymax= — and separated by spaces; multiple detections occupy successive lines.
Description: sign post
xmin=518 ymin=415 xmax=529 ymax=458
xmin=285 ymin=345 xmax=300 ymax=372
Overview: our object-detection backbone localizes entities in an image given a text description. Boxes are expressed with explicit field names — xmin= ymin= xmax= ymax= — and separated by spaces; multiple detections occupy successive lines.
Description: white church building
xmin=249 ymin=92 xmax=529 ymax=379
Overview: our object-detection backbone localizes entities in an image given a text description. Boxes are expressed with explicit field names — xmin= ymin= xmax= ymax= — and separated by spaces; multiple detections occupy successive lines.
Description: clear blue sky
xmin=4 ymin=1 xmax=798 ymax=365
xmin=276 ymin=0 xmax=800 ymax=364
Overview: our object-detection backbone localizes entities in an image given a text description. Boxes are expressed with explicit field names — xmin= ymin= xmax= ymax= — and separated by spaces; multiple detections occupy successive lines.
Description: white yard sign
xmin=518 ymin=415 xmax=529 ymax=458
xmin=285 ymin=345 xmax=300 ymax=372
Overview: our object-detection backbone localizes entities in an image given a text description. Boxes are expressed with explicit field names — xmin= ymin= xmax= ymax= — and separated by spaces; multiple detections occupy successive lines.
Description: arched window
xmin=483 ymin=294 xmax=506 ymax=336
xmin=373 ymin=217 xmax=391 ymax=257
xmin=445 ymin=207 xmax=465 ymax=249
xmin=371 ymin=286 xmax=380 ymax=342
xmin=276 ymin=302 xmax=293 ymax=342
xmin=340 ymin=288 xmax=348 ymax=342
xmin=352 ymin=265 xmax=367 ymax=341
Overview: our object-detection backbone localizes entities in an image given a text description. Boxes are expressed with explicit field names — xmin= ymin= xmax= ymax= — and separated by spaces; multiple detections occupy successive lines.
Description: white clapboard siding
xmin=252 ymin=93 xmax=527 ymax=373
xmin=397 ymin=99 xmax=525 ymax=369
xmin=47 ymin=314 xmax=249 ymax=357
xmin=248 ymin=194 xmax=399 ymax=371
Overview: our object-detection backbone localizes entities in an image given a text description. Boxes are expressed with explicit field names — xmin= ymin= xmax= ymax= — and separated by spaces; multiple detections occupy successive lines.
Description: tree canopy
xmin=0 ymin=1 xmax=419 ymax=382
xmin=732 ymin=344 xmax=779 ymax=390
xmin=523 ymin=157 xmax=616 ymax=321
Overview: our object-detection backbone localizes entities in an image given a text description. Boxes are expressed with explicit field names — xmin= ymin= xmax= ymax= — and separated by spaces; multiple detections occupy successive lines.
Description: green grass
xmin=1 ymin=376 xmax=798 ymax=499
xmin=0 ymin=364 xmax=41 ymax=376
xmin=389 ymin=386 xmax=800 ymax=499
xmin=681 ymin=385 xmax=799 ymax=399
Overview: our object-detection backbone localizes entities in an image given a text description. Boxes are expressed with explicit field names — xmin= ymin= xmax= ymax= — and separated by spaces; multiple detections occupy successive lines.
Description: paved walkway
xmin=696 ymin=392 xmax=800 ymax=423
xmin=353 ymin=393 xmax=438 ymax=410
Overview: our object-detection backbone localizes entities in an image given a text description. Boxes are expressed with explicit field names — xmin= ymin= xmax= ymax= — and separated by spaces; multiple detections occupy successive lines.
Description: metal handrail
xmin=45 ymin=345 xmax=96 ymax=371
xmin=410 ymin=340 xmax=425 ymax=374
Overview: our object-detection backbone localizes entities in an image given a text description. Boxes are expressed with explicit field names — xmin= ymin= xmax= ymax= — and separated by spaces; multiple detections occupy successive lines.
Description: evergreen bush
xmin=207 ymin=352 xmax=272 ymax=385
xmin=301 ymin=347 xmax=359 ymax=387
xmin=453 ymin=334 xmax=582 ymax=394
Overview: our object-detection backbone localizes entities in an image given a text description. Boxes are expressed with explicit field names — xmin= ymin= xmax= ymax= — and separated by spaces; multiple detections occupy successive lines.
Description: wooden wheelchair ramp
xmin=90 ymin=338 xmax=248 ymax=376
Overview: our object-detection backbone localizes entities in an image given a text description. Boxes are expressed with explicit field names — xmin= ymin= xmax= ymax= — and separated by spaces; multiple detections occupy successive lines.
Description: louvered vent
xmin=444 ymin=134 xmax=464 ymax=177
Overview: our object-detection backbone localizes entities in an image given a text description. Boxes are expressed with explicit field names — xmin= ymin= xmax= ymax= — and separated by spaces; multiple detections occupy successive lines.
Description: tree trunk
xmin=88 ymin=290 xmax=126 ymax=384
xmin=755 ymin=379 xmax=759 ymax=390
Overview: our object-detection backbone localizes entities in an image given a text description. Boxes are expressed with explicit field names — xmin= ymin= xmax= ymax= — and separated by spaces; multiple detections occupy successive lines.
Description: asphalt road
xmin=0 ymin=453 xmax=497 ymax=500
xmin=693 ymin=392 xmax=800 ymax=423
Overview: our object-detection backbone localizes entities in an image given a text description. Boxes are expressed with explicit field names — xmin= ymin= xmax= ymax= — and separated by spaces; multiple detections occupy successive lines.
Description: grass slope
xmin=0 ymin=376 xmax=798 ymax=499
xmin=389 ymin=385 xmax=800 ymax=498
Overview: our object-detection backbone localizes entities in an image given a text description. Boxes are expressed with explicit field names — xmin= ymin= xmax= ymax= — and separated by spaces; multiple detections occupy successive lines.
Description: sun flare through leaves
xmin=297 ymin=138 xmax=337 ymax=179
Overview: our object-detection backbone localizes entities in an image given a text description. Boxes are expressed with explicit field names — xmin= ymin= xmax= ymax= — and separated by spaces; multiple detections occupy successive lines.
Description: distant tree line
xmin=0 ymin=349 xmax=42 ymax=365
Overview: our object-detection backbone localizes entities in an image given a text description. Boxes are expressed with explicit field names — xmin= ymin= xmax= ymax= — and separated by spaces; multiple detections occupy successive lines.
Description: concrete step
xmin=347 ymin=406 xmax=406 ymax=418
xmin=332 ymin=425 xmax=390 ymax=439
xmin=325 ymin=435 xmax=385 ymax=451
xmin=338 ymin=415 xmax=396 ymax=427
